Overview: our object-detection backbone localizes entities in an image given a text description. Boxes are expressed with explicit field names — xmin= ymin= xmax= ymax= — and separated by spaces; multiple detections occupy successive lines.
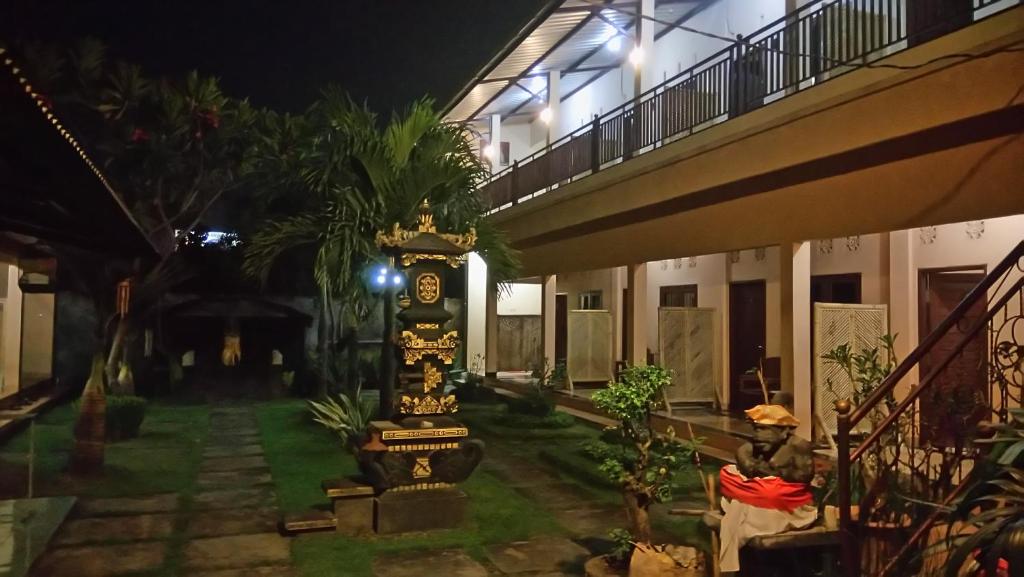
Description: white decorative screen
xmin=814 ymin=303 xmax=888 ymax=434
xmin=659 ymin=307 xmax=717 ymax=403
xmin=567 ymin=310 xmax=613 ymax=383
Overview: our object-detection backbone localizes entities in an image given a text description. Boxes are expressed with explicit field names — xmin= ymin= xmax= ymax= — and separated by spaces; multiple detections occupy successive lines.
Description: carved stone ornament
xmin=919 ymin=226 xmax=937 ymax=245
xmin=729 ymin=250 xmax=741 ymax=263
xmin=673 ymin=258 xmax=683 ymax=269
xmin=754 ymin=247 xmax=766 ymax=262
xmin=688 ymin=256 xmax=698 ymax=268
xmin=818 ymin=239 xmax=834 ymax=255
xmin=846 ymin=235 xmax=861 ymax=252
xmin=966 ymin=220 xmax=985 ymax=240
xmin=660 ymin=260 xmax=668 ymax=271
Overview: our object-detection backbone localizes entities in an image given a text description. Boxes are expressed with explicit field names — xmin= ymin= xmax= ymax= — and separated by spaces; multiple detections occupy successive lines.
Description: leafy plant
xmin=606 ymin=527 xmax=636 ymax=569
xmin=941 ymin=408 xmax=1024 ymax=577
xmin=822 ymin=333 xmax=899 ymax=415
xmin=590 ymin=364 xmax=698 ymax=543
xmin=104 ymin=395 xmax=147 ymax=441
xmin=308 ymin=385 xmax=376 ymax=453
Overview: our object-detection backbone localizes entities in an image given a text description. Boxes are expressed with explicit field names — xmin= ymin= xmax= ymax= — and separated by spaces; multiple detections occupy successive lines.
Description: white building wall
xmin=465 ymin=253 xmax=488 ymax=374
xmin=497 ymin=283 xmax=543 ymax=316
xmin=811 ymin=233 xmax=888 ymax=305
xmin=556 ymin=67 xmax=631 ymax=140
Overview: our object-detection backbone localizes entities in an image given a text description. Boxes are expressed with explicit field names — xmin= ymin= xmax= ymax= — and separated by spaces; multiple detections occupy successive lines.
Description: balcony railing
xmin=478 ymin=0 xmax=1015 ymax=213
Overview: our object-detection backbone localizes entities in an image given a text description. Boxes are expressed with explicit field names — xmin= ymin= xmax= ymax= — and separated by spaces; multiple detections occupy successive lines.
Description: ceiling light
xmin=482 ymin=144 xmax=495 ymax=159
xmin=539 ymin=107 xmax=553 ymax=125
xmin=629 ymin=45 xmax=644 ymax=67
xmin=529 ymin=76 xmax=545 ymax=93
xmin=607 ymin=35 xmax=622 ymax=53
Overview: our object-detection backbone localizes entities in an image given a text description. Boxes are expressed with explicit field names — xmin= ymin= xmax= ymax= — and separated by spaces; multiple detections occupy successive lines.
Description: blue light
xmin=378 ymin=267 xmax=387 ymax=276
xmin=392 ymin=274 xmax=403 ymax=286
xmin=375 ymin=275 xmax=387 ymax=286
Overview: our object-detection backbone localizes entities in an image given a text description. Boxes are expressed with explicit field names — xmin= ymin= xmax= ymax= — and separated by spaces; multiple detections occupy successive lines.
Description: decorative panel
xmin=496 ymin=315 xmax=542 ymax=372
xmin=567 ymin=310 xmax=613 ymax=383
xmin=659 ymin=307 xmax=717 ymax=403
xmin=814 ymin=303 xmax=888 ymax=434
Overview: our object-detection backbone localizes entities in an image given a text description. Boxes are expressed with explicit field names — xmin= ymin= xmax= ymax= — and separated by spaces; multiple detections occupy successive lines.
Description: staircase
xmin=836 ymin=240 xmax=1024 ymax=577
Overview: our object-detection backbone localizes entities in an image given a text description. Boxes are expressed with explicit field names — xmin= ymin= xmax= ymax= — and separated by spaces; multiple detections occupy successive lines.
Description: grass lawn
xmin=0 ymin=400 xmax=209 ymax=499
xmin=255 ymin=399 xmax=569 ymax=577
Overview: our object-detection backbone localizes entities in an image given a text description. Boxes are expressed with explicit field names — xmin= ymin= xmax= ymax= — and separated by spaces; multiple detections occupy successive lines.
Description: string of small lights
xmin=0 ymin=45 xmax=116 ymax=194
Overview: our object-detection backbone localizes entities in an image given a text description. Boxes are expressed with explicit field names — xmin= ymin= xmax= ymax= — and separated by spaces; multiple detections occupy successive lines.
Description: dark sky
xmin=2 ymin=0 xmax=548 ymax=114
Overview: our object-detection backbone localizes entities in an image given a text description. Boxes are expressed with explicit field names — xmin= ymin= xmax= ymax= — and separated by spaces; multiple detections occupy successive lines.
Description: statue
xmin=718 ymin=404 xmax=816 ymax=572
xmin=221 ymin=318 xmax=241 ymax=366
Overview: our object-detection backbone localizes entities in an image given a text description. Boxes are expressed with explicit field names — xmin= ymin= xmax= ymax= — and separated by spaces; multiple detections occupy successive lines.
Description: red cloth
xmin=719 ymin=465 xmax=813 ymax=512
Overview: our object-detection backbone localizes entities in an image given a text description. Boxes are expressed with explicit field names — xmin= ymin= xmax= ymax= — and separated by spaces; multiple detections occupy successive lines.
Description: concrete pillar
xmin=546 ymin=70 xmax=561 ymax=145
xmin=488 ymin=114 xmax=501 ymax=174
xmin=626 ymin=263 xmax=648 ymax=366
xmin=780 ymin=242 xmax=812 ymax=439
xmin=485 ymin=282 xmax=499 ymax=377
xmin=465 ymin=253 xmax=488 ymax=374
xmin=541 ymin=275 xmax=557 ymax=367
xmin=637 ymin=0 xmax=655 ymax=93
xmin=888 ymin=230 xmax=918 ymax=393
xmin=1 ymin=261 xmax=23 ymax=396
xmin=611 ymin=266 xmax=625 ymax=362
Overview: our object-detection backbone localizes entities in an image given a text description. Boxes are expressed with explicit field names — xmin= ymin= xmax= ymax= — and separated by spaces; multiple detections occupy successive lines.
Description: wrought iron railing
xmin=478 ymin=0 xmax=1015 ymax=212
xmin=836 ymin=240 xmax=1024 ymax=577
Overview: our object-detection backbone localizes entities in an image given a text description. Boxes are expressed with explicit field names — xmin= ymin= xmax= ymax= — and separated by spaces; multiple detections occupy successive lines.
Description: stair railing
xmin=837 ymin=239 xmax=1024 ymax=577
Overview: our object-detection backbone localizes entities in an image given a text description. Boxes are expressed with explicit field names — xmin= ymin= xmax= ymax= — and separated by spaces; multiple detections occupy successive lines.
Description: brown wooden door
xmin=729 ymin=280 xmax=767 ymax=413
xmin=919 ymin=268 xmax=987 ymax=447
xmin=555 ymin=294 xmax=568 ymax=365
xmin=497 ymin=315 xmax=543 ymax=372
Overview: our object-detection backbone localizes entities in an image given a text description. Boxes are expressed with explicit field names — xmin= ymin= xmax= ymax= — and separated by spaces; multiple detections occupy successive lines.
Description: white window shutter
xmin=814 ymin=303 xmax=888 ymax=434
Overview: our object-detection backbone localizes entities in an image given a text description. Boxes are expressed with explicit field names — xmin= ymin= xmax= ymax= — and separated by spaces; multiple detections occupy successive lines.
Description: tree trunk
xmin=105 ymin=317 xmax=130 ymax=394
xmin=344 ymin=323 xmax=359 ymax=392
xmin=316 ymin=285 xmax=330 ymax=398
xmin=623 ymin=490 xmax=652 ymax=544
xmin=71 ymin=353 xmax=107 ymax=474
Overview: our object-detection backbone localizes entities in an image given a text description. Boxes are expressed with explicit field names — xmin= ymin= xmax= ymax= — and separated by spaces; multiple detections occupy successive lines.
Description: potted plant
xmin=308 ymin=383 xmax=376 ymax=453
xmin=587 ymin=365 xmax=701 ymax=575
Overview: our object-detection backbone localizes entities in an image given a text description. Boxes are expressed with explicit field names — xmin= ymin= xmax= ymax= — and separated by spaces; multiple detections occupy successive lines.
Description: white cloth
xmin=719 ymin=496 xmax=817 ymax=572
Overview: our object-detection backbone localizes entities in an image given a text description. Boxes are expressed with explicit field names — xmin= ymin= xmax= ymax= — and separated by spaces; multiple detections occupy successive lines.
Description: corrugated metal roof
xmin=444 ymin=0 xmax=705 ymax=124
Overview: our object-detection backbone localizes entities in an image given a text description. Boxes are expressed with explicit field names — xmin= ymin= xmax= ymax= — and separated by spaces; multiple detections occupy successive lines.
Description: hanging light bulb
xmin=482 ymin=143 xmax=496 ymax=159
xmin=539 ymin=107 xmax=553 ymax=125
xmin=629 ymin=44 xmax=644 ymax=67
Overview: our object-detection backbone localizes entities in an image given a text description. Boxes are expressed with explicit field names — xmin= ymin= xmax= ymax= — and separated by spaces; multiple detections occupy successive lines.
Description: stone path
xmin=32 ymin=405 xmax=295 ymax=577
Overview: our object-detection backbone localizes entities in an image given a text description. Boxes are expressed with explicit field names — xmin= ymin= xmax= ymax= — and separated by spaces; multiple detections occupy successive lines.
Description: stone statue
xmin=717 ymin=404 xmax=817 ymax=573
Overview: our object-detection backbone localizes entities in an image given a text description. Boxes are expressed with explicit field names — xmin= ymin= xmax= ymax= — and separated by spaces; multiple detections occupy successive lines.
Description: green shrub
xmin=105 ymin=395 xmax=147 ymax=441
xmin=498 ymin=411 xmax=575 ymax=429
xmin=506 ymin=392 xmax=554 ymax=416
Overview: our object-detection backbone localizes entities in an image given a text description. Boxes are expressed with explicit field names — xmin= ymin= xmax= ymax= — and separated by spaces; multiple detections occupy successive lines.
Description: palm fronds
xmin=308 ymin=385 xmax=376 ymax=451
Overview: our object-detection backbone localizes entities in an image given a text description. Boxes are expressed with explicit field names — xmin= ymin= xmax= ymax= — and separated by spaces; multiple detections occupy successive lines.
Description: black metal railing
xmin=478 ymin=0 xmax=1014 ymax=212
xmin=836 ymin=240 xmax=1024 ymax=577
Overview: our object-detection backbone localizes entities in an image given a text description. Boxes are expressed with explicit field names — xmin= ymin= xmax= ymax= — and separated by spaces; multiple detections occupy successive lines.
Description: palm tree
xmin=244 ymin=91 xmax=519 ymax=397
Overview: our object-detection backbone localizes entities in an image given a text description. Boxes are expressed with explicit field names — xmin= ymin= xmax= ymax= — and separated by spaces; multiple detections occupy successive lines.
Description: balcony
xmin=478 ymin=0 xmax=1018 ymax=213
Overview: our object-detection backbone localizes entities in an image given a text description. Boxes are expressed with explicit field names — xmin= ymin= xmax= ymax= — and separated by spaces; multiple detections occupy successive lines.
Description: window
xmin=660 ymin=284 xmax=698 ymax=307
xmin=578 ymin=290 xmax=603 ymax=310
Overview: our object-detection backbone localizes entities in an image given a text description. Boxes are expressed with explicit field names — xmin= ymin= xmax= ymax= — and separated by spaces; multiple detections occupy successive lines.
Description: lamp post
xmin=371 ymin=261 xmax=404 ymax=420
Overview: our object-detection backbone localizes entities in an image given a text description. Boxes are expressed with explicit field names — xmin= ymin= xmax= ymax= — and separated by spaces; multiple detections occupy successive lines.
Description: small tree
xmin=589 ymin=365 xmax=698 ymax=543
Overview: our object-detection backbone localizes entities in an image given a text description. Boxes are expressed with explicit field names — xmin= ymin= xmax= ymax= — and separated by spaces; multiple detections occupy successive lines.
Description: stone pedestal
xmin=374 ymin=488 xmax=467 ymax=534
xmin=322 ymin=478 xmax=375 ymax=536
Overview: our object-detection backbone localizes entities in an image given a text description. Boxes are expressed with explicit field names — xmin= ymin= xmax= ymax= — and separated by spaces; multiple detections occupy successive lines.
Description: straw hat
xmin=744 ymin=404 xmax=800 ymax=427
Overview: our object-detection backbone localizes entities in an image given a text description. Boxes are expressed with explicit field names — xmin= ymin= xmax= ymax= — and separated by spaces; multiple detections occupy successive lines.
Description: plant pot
xmin=584 ymin=556 xmax=628 ymax=577
xmin=628 ymin=544 xmax=704 ymax=577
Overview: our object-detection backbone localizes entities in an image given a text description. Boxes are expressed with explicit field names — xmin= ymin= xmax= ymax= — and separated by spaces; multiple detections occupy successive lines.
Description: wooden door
xmin=555 ymin=294 xmax=568 ymax=365
xmin=729 ymin=281 xmax=767 ymax=413
xmin=497 ymin=315 xmax=542 ymax=372
xmin=907 ymin=0 xmax=973 ymax=47
xmin=919 ymin=268 xmax=987 ymax=446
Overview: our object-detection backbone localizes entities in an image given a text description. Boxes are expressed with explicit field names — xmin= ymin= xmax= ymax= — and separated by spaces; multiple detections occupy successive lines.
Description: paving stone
xmin=183 ymin=533 xmax=291 ymax=570
xmin=202 ymin=444 xmax=264 ymax=458
xmin=31 ymin=542 xmax=166 ymax=576
xmin=552 ymin=507 xmax=623 ymax=536
xmin=75 ymin=493 xmax=180 ymax=517
xmin=486 ymin=538 xmax=590 ymax=575
xmin=200 ymin=455 xmax=268 ymax=472
xmin=186 ymin=566 xmax=297 ymax=577
xmin=515 ymin=483 xmax=594 ymax=510
xmin=53 ymin=513 xmax=176 ymax=546
xmin=193 ymin=487 xmax=275 ymax=511
xmin=186 ymin=508 xmax=279 ymax=537
xmin=196 ymin=469 xmax=273 ymax=489
xmin=205 ymin=434 xmax=262 ymax=447
xmin=373 ymin=549 xmax=488 ymax=577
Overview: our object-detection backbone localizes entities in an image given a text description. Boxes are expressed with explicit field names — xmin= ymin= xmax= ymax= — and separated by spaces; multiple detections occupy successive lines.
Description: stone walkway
xmin=32 ymin=405 xmax=295 ymax=577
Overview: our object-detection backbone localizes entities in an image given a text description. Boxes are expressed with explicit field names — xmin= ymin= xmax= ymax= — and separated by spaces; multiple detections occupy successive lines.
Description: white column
xmin=541 ymin=275 xmax=557 ymax=367
xmin=888 ymin=230 xmax=917 ymax=395
xmin=465 ymin=253 xmax=488 ymax=375
xmin=611 ymin=266 xmax=625 ymax=362
xmin=626 ymin=263 xmax=648 ymax=366
xmin=780 ymin=242 xmax=812 ymax=439
xmin=488 ymin=114 xmax=501 ymax=174
xmin=1 ymin=262 xmax=23 ymax=396
xmin=485 ymin=281 xmax=499 ymax=377
xmin=546 ymin=70 xmax=561 ymax=144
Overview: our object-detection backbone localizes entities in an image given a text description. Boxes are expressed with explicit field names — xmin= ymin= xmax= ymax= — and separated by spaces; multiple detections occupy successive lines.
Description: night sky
xmin=2 ymin=0 xmax=548 ymax=114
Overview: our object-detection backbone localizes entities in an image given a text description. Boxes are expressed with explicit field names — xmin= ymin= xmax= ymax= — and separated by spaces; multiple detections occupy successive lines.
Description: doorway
xmin=811 ymin=273 xmax=862 ymax=305
xmin=729 ymin=280 xmax=767 ymax=413
xmin=918 ymin=267 xmax=987 ymax=446
xmin=555 ymin=293 xmax=568 ymax=366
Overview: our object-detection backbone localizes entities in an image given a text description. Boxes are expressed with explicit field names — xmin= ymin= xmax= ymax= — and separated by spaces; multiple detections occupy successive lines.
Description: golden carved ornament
xmin=400 ymin=252 xmax=466 ymax=268
xmin=422 ymin=362 xmax=442 ymax=393
xmin=399 ymin=330 xmax=459 ymax=365
xmin=416 ymin=323 xmax=439 ymax=330
xmin=398 ymin=394 xmax=459 ymax=415
xmin=416 ymin=272 xmax=440 ymax=304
